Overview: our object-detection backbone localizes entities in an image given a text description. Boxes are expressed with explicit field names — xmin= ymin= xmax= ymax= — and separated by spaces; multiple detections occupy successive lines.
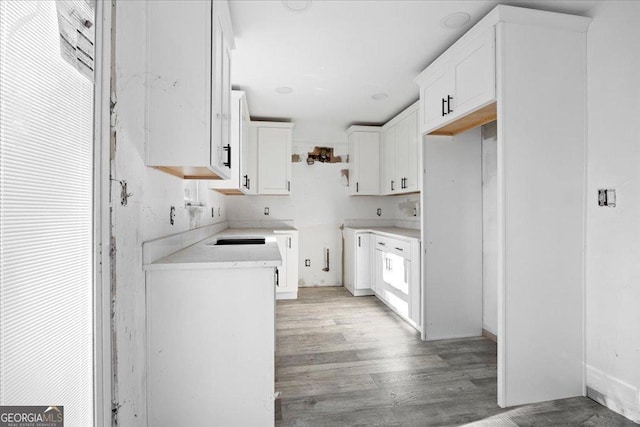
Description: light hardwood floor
xmin=275 ymin=287 xmax=635 ymax=426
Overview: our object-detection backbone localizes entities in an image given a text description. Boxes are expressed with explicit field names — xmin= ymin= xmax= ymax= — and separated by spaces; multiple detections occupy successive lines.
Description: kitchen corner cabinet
xmin=251 ymin=122 xmax=293 ymax=195
xmin=209 ymin=91 xmax=250 ymax=194
xmin=343 ymin=230 xmax=374 ymax=297
xmin=380 ymin=102 xmax=420 ymax=195
xmin=373 ymin=235 xmax=421 ymax=330
xmin=145 ymin=0 xmax=235 ymax=179
xmin=275 ymin=231 xmax=299 ymax=300
xmin=347 ymin=126 xmax=380 ymax=195
xmin=416 ymin=26 xmax=496 ymax=136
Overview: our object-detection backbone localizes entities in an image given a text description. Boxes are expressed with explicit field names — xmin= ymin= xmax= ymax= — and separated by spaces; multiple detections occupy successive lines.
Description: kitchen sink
xmin=209 ymin=238 xmax=266 ymax=246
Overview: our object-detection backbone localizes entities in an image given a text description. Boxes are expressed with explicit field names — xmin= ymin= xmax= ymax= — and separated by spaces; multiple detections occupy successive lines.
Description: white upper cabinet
xmin=145 ymin=0 xmax=234 ymax=179
xmin=347 ymin=126 xmax=380 ymax=196
xmin=209 ymin=91 xmax=249 ymax=195
xmin=416 ymin=27 xmax=496 ymax=136
xmin=380 ymin=102 xmax=421 ymax=195
xmin=255 ymin=122 xmax=293 ymax=195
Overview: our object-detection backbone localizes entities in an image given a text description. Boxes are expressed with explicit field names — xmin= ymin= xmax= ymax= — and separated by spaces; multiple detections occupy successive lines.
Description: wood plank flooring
xmin=275 ymin=287 xmax=635 ymax=426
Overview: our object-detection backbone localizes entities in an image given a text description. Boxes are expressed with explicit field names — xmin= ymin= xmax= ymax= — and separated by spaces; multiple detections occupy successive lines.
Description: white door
xmin=257 ymin=127 xmax=291 ymax=194
xmin=0 ymin=2 xmax=96 ymax=424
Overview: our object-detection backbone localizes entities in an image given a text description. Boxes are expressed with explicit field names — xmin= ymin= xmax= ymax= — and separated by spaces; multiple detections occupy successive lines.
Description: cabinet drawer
xmin=374 ymin=235 xmax=410 ymax=258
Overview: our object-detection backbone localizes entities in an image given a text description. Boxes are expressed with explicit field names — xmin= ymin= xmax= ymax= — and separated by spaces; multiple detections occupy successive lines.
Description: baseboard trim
xmin=482 ymin=328 xmax=497 ymax=343
xmin=586 ymin=365 xmax=640 ymax=424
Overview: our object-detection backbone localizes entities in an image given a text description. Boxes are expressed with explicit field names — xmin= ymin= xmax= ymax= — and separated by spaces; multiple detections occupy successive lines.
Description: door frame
xmin=93 ymin=1 xmax=113 ymax=425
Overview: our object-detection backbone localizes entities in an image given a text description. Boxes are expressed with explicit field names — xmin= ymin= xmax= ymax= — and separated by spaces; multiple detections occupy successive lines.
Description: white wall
xmin=482 ymin=122 xmax=498 ymax=335
xmin=225 ymin=142 xmax=420 ymax=286
xmin=112 ymin=2 xmax=227 ymax=425
xmin=585 ymin=1 xmax=640 ymax=422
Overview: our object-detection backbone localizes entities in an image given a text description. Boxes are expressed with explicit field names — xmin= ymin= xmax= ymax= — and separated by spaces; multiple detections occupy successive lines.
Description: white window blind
xmin=0 ymin=1 xmax=94 ymax=425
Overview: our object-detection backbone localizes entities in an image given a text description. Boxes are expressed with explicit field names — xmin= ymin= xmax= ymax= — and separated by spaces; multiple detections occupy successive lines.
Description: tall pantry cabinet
xmin=416 ymin=5 xmax=591 ymax=409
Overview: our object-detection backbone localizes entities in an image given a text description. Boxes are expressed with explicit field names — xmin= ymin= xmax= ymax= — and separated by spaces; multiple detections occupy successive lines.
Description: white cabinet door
xmin=209 ymin=90 xmax=249 ymax=194
xmin=257 ymin=125 xmax=292 ymax=195
xmin=348 ymin=129 xmax=380 ymax=195
xmin=452 ymin=27 xmax=495 ymax=119
xmin=145 ymin=1 xmax=233 ymax=180
xmin=275 ymin=232 xmax=298 ymax=299
xmin=275 ymin=234 xmax=289 ymax=293
xmin=419 ymin=63 xmax=454 ymax=135
xmin=380 ymin=127 xmax=396 ymax=195
xmin=395 ymin=116 xmax=409 ymax=193
xmin=373 ymin=250 xmax=384 ymax=295
xmin=244 ymin=122 xmax=258 ymax=195
xmin=402 ymin=111 xmax=420 ymax=192
xmin=355 ymin=234 xmax=371 ymax=290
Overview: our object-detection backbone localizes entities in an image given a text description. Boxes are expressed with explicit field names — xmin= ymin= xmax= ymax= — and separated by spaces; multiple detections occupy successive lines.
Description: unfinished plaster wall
xmin=111 ymin=2 xmax=227 ymax=424
xmin=226 ymin=142 xmax=419 ymax=286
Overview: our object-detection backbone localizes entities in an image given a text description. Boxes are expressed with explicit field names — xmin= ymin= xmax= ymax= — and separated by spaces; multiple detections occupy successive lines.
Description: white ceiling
xmin=229 ymin=0 xmax=596 ymax=144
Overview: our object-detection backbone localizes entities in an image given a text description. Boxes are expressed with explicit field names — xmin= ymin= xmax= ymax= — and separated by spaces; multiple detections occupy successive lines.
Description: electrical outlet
xmin=305 ymin=259 xmax=311 ymax=267
xmin=598 ymin=189 xmax=616 ymax=207
xmin=264 ymin=207 xmax=270 ymax=216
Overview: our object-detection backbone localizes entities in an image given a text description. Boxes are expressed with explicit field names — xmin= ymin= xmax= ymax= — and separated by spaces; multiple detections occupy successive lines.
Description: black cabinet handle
xmin=247 ymin=177 xmax=250 ymax=190
xmin=287 ymin=181 xmax=290 ymax=192
xmin=391 ymin=180 xmax=394 ymax=191
xmin=358 ymin=236 xmax=361 ymax=247
xmin=223 ymin=144 xmax=231 ymax=168
xmin=395 ymin=247 xmax=404 ymax=252
xmin=243 ymin=174 xmax=248 ymax=189
xmin=356 ymin=182 xmax=359 ymax=193
xmin=275 ymin=268 xmax=279 ymax=286
xmin=442 ymin=98 xmax=447 ymax=116
xmin=447 ymin=95 xmax=453 ymax=114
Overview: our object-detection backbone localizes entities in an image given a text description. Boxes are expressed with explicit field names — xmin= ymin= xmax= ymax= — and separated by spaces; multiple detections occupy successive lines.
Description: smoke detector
xmin=282 ymin=0 xmax=312 ymax=13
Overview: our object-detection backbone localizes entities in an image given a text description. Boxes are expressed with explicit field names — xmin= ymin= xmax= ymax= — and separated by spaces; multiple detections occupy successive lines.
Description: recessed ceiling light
xmin=441 ymin=12 xmax=471 ymax=29
xmin=276 ymin=86 xmax=293 ymax=94
xmin=282 ymin=0 xmax=312 ymax=13
xmin=371 ymin=93 xmax=388 ymax=101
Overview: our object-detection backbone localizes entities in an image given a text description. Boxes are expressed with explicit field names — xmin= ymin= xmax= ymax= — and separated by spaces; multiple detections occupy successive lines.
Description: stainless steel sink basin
xmin=208 ymin=238 xmax=266 ymax=246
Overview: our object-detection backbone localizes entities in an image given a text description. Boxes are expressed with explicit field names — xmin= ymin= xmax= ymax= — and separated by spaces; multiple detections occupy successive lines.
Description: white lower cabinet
xmin=343 ymin=228 xmax=421 ymax=331
xmin=146 ymin=267 xmax=275 ymax=425
xmin=343 ymin=229 xmax=374 ymax=296
xmin=275 ymin=231 xmax=298 ymax=299
xmin=373 ymin=235 xmax=421 ymax=330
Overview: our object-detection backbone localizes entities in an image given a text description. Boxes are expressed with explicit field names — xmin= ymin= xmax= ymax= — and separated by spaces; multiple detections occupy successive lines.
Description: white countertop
xmin=344 ymin=226 xmax=421 ymax=241
xmin=145 ymin=227 xmax=296 ymax=271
